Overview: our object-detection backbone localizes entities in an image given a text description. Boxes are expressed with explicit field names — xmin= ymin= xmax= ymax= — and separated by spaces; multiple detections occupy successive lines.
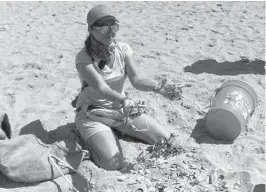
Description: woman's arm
xmin=76 ymin=62 xmax=125 ymax=104
xmin=125 ymin=54 xmax=157 ymax=92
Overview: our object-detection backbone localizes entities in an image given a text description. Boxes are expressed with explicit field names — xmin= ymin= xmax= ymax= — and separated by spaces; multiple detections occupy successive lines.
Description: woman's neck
xmin=90 ymin=35 xmax=114 ymax=61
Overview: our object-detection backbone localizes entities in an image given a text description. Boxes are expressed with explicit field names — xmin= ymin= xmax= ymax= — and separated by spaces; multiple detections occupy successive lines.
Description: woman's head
xmin=87 ymin=4 xmax=119 ymax=45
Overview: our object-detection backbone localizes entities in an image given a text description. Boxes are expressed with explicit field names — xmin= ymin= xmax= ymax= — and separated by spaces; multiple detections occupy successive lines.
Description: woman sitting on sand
xmin=75 ymin=4 xmax=179 ymax=170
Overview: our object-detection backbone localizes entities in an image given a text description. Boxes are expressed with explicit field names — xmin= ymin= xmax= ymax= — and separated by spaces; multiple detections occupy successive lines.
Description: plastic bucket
xmin=205 ymin=80 xmax=258 ymax=140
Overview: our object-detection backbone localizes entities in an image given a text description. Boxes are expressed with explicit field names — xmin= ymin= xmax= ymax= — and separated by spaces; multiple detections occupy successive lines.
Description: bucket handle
xmin=209 ymin=88 xmax=221 ymax=107
xmin=202 ymin=88 xmax=220 ymax=110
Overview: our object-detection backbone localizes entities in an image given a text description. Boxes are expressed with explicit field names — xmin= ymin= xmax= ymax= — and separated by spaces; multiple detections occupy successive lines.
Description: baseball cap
xmin=87 ymin=4 xmax=116 ymax=26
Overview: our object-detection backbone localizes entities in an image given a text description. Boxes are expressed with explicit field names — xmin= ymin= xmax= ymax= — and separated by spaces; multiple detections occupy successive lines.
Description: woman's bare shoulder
xmin=75 ymin=47 xmax=93 ymax=65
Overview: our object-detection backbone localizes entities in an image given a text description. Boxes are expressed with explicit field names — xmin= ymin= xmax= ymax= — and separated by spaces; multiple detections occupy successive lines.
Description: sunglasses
xmin=92 ymin=24 xmax=119 ymax=35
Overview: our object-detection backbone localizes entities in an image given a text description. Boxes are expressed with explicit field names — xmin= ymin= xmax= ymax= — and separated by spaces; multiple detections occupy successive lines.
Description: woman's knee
xmin=89 ymin=145 xmax=123 ymax=170
xmin=100 ymin=151 xmax=123 ymax=170
xmin=83 ymin=130 xmax=124 ymax=170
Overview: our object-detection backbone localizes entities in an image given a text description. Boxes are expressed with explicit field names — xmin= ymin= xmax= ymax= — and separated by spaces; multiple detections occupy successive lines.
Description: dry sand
xmin=0 ymin=1 xmax=265 ymax=192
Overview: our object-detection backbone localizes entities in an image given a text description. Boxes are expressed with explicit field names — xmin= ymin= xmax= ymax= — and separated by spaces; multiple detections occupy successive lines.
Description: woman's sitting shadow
xmin=12 ymin=119 xmax=81 ymax=144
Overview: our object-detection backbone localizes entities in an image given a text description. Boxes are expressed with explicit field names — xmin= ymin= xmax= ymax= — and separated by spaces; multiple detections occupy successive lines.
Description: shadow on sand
xmin=190 ymin=118 xmax=234 ymax=145
xmin=253 ymin=184 xmax=266 ymax=192
xmin=184 ymin=59 xmax=265 ymax=75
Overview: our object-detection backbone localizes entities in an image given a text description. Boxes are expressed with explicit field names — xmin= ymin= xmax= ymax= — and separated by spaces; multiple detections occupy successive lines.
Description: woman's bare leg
xmin=114 ymin=114 xmax=171 ymax=144
xmin=75 ymin=107 xmax=124 ymax=170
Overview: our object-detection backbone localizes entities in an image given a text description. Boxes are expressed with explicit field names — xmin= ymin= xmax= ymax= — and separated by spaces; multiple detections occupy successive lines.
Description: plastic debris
xmin=163 ymin=187 xmax=175 ymax=192
xmin=117 ymin=175 xmax=128 ymax=182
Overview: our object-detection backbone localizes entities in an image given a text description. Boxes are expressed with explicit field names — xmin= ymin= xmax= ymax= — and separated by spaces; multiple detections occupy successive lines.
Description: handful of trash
xmin=154 ymin=75 xmax=192 ymax=100
xmin=123 ymin=100 xmax=153 ymax=117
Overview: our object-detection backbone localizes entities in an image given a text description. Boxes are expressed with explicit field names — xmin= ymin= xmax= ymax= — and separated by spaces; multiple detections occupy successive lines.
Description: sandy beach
xmin=0 ymin=1 xmax=265 ymax=192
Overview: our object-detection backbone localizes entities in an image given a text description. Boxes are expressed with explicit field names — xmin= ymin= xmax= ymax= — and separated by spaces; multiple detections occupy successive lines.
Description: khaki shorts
xmin=75 ymin=106 xmax=112 ymax=139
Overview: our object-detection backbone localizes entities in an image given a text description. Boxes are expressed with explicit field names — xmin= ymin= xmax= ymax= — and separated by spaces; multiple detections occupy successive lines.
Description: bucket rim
xmin=220 ymin=80 xmax=258 ymax=107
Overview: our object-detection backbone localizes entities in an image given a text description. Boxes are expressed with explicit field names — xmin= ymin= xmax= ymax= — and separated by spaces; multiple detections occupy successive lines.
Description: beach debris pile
xmin=116 ymin=140 xmax=240 ymax=192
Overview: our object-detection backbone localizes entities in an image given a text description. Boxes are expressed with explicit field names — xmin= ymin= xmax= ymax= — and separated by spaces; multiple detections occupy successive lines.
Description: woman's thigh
xmin=114 ymin=114 xmax=171 ymax=144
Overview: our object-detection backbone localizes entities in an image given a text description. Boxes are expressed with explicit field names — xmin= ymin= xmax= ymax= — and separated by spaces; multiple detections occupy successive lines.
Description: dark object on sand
xmin=253 ymin=184 xmax=265 ymax=192
xmin=0 ymin=113 xmax=11 ymax=139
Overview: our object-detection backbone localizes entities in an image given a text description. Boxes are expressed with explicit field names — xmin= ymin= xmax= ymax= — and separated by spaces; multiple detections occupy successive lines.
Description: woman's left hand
xmin=163 ymin=81 xmax=183 ymax=100
xmin=155 ymin=78 xmax=190 ymax=100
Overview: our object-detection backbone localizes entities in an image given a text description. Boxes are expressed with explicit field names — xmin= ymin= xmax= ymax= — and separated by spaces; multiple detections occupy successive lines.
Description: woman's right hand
xmin=122 ymin=98 xmax=135 ymax=115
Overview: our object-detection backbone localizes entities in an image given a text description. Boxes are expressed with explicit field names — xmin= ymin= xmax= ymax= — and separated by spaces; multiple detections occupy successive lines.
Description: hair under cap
xmin=87 ymin=4 xmax=115 ymax=26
